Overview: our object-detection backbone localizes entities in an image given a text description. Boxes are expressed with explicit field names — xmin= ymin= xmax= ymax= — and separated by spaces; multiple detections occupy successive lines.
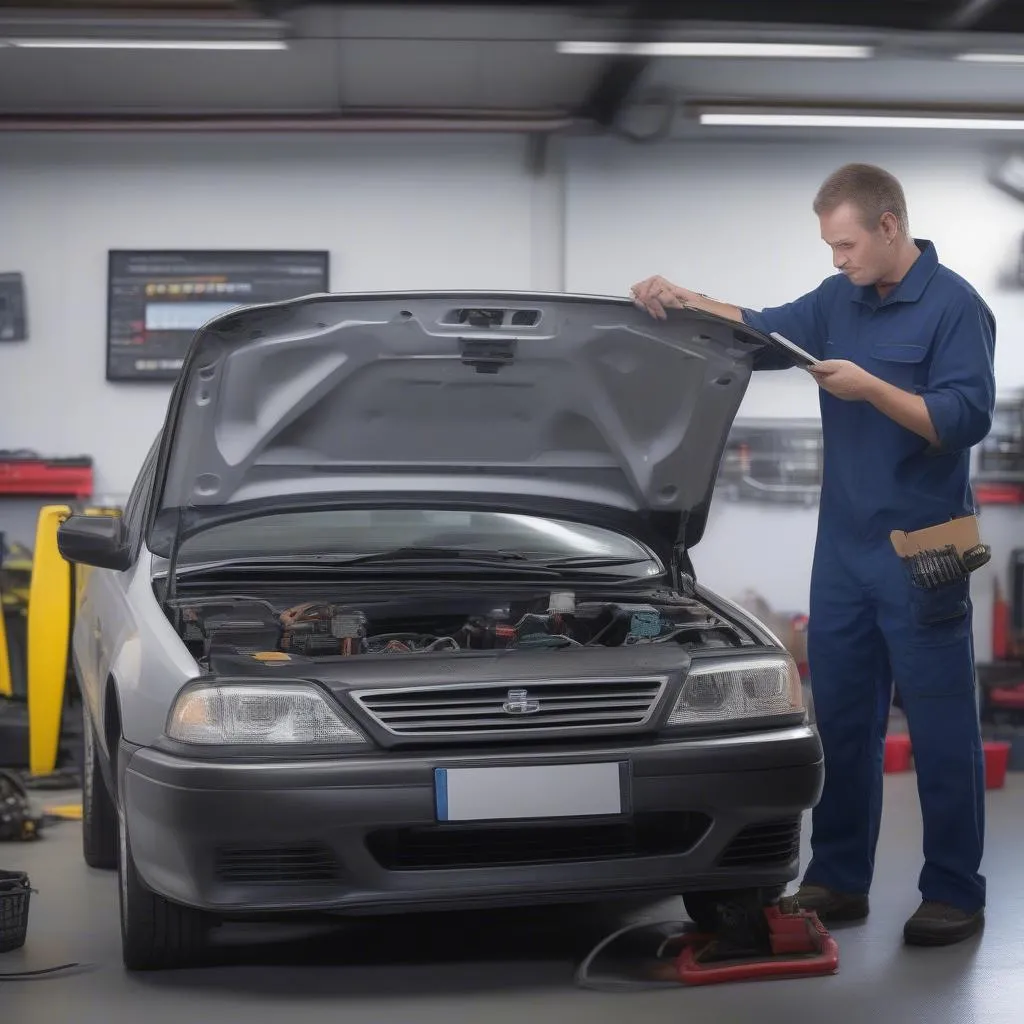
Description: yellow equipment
xmin=0 ymin=592 xmax=10 ymax=699
xmin=0 ymin=536 xmax=32 ymax=696
xmin=0 ymin=538 xmax=31 ymax=699
xmin=44 ymin=803 xmax=83 ymax=821
xmin=14 ymin=503 xmax=122 ymax=779
xmin=26 ymin=505 xmax=73 ymax=778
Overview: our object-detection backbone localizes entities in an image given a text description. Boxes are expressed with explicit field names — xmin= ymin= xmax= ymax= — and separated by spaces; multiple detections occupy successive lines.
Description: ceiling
xmin=2 ymin=1 xmax=1024 ymax=137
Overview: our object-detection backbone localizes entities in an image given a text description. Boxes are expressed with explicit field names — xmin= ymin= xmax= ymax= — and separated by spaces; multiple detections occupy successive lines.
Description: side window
xmin=121 ymin=434 xmax=160 ymax=550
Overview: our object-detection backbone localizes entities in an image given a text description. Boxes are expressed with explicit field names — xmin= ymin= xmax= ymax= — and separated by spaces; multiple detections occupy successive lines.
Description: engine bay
xmin=171 ymin=587 xmax=751 ymax=668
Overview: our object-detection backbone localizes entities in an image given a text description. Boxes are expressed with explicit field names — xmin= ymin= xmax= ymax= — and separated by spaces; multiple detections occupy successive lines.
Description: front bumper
xmin=120 ymin=725 xmax=823 ymax=916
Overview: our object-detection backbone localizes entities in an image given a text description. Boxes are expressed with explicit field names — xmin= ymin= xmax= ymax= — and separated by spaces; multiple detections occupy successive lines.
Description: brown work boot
xmin=793 ymin=883 xmax=869 ymax=922
xmin=903 ymin=901 xmax=984 ymax=946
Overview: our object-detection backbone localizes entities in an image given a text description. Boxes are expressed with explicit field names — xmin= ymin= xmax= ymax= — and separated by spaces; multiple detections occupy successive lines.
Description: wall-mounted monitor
xmin=0 ymin=272 xmax=27 ymax=342
xmin=106 ymin=249 xmax=330 ymax=382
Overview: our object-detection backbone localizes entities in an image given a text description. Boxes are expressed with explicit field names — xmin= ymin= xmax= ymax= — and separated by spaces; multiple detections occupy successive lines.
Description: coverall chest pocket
xmin=869 ymin=339 xmax=930 ymax=391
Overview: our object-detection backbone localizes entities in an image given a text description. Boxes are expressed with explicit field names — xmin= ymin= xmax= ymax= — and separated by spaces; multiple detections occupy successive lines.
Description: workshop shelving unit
xmin=716 ymin=418 xmax=823 ymax=506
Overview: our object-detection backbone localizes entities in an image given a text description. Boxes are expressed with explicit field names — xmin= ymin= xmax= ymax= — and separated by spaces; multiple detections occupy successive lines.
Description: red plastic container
xmin=984 ymin=741 xmax=1010 ymax=790
xmin=990 ymin=685 xmax=1024 ymax=710
xmin=884 ymin=733 xmax=912 ymax=773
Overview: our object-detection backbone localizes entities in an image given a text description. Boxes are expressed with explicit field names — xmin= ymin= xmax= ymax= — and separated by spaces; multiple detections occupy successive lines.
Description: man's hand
xmin=630 ymin=276 xmax=745 ymax=325
xmin=808 ymin=359 xmax=877 ymax=401
xmin=810 ymin=359 xmax=940 ymax=446
xmin=630 ymin=276 xmax=699 ymax=319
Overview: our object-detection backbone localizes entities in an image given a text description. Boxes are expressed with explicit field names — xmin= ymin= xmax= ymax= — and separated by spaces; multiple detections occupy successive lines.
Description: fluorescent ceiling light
xmin=557 ymin=40 xmax=872 ymax=59
xmin=955 ymin=51 xmax=1024 ymax=64
xmin=700 ymin=111 xmax=1024 ymax=130
xmin=3 ymin=38 xmax=287 ymax=50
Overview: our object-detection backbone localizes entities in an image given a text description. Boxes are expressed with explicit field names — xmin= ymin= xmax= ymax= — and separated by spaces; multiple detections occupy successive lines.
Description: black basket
xmin=0 ymin=870 xmax=30 ymax=954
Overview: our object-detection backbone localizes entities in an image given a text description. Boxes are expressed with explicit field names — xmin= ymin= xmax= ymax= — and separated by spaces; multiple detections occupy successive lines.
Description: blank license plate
xmin=434 ymin=762 xmax=624 ymax=822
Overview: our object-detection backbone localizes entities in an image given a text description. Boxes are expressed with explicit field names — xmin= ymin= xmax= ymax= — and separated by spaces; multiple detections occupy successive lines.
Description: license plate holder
xmin=434 ymin=762 xmax=627 ymax=823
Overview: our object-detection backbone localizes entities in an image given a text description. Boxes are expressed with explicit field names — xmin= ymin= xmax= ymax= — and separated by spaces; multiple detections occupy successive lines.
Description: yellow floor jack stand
xmin=20 ymin=505 xmax=82 ymax=819
xmin=27 ymin=505 xmax=73 ymax=781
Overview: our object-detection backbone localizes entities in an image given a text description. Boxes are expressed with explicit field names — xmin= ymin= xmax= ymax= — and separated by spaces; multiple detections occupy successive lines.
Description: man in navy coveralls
xmin=631 ymin=163 xmax=995 ymax=946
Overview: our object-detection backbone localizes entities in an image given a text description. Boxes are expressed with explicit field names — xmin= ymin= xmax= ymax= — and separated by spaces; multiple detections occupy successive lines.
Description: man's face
xmin=818 ymin=201 xmax=894 ymax=287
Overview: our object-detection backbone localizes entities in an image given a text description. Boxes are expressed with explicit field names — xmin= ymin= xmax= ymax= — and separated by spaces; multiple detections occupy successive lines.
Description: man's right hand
xmin=630 ymin=276 xmax=701 ymax=319
xmin=631 ymin=276 xmax=745 ymax=326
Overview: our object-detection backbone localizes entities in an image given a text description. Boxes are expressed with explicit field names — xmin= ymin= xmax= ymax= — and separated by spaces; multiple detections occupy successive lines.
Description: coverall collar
xmin=852 ymin=238 xmax=939 ymax=309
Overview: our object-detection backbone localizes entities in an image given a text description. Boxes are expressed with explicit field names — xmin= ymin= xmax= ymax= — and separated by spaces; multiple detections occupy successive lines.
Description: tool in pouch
xmin=890 ymin=514 xmax=991 ymax=591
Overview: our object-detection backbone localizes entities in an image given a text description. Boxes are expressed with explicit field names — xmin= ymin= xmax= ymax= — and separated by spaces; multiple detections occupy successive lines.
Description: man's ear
xmin=879 ymin=211 xmax=899 ymax=244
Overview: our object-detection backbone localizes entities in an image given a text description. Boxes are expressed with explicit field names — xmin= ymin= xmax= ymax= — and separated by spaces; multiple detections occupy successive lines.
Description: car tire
xmin=81 ymin=704 xmax=118 ymax=870
xmin=682 ymin=886 xmax=785 ymax=934
xmin=118 ymin=813 xmax=209 ymax=971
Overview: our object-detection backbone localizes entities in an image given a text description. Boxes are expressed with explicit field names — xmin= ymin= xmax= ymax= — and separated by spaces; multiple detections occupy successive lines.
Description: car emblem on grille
xmin=502 ymin=688 xmax=542 ymax=715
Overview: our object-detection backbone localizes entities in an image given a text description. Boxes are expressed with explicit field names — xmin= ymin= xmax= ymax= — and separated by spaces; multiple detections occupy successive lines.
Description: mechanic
xmin=630 ymin=163 xmax=996 ymax=947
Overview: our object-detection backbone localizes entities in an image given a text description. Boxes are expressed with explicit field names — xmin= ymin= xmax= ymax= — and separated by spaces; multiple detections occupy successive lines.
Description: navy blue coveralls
xmin=741 ymin=239 xmax=996 ymax=914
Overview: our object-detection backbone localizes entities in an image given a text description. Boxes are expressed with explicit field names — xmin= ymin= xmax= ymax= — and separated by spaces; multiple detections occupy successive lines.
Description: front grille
xmin=352 ymin=677 xmax=667 ymax=739
xmin=718 ymin=818 xmax=801 ymax=868
xmin=366 ymin=812 xmax=711 ymax=870
xmin=213 ymin=844 xmax=339 ymax=885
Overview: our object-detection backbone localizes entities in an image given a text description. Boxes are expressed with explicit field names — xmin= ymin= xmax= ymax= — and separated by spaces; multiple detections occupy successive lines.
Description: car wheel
xmin=118 ymin=813 xmax=209 ymax=971
xmin=81 ymin=704 xmax=118 ymax=870
xmin=682 ymin=886 xmax=785 ymax=934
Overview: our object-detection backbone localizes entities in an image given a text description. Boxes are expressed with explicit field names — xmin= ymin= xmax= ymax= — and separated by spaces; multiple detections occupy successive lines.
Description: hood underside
xmin=150 ymin=291 xmax=776 ymax=553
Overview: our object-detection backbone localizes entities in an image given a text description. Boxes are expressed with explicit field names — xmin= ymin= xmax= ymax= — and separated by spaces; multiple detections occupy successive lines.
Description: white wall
xmin=565 ymin=136 xmax=1024 ymax=625
xmin=0 ymin=132 xmax=560 ymax=499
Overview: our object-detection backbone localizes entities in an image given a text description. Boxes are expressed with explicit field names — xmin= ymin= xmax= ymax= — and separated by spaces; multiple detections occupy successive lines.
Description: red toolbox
xmin=984 ymin=742 xmax=1010 ymax=789
xmin=0 ymin=454 xmax=93 ymax=498
xmin=884 ymin=733 xmax=912 ymax=773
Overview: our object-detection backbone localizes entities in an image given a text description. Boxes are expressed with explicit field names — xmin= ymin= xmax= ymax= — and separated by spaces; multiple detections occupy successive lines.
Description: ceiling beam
xmin=578 ymin=1 xmax=667 ymax=128
xmin=939 ymin=0 xmax=1007 ymax=29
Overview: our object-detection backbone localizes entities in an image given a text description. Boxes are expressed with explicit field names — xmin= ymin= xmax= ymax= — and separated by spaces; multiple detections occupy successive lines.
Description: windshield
xmin=176 ymin=509 xmax=663 ymax=577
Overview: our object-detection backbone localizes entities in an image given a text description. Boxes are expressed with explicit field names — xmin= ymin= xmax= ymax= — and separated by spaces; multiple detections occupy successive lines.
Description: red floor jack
xmin=672 ymin=899 xmax=839 ymax=986
xmin=575 ymin=894 xmax=839 ymax=992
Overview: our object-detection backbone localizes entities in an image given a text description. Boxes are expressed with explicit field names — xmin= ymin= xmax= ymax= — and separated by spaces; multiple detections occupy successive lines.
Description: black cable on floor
xmin=0 ymin=962 xmax=84 ymax=979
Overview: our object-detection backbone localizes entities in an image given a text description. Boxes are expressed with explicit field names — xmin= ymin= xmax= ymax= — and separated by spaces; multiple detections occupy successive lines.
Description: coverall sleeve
xmin=921 ymin=294 xmax=996 ymax=453
xmin=738 ymin=278 xmax=833 ymax=371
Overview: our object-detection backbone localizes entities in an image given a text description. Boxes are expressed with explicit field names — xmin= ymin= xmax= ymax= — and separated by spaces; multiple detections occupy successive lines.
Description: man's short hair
xmin=813 ymin=163 xmax=910 ymax=236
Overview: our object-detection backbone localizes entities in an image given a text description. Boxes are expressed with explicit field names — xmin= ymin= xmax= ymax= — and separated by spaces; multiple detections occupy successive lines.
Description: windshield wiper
xmin=171 ymin=548 xmax=559 ymax=579
xmin=331 ymin=546 xmax=530 ymax=565
xmin=535 ymin=555 xmax=656 ymax=569
xmin=170 ymin=549 xmax=654 ymax=582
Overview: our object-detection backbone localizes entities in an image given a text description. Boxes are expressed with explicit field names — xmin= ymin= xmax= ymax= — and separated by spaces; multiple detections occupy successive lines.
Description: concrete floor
xmin=2 ymin=773 xmax=1022 ymax=1024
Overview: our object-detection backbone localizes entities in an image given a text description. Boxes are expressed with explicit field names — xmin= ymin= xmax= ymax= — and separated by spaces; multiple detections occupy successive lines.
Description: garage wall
xmin=0 ymin=132 xmax=560 ymax=499
xmin=564 ymin=136 xmax=1024 ymax=626
xmin=2 ymin=130 xmax=1018 ymax=639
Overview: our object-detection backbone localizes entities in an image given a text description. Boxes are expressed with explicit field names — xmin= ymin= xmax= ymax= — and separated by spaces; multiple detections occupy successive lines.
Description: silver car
xmin=58 ymin=292 xmax=823 ymax=971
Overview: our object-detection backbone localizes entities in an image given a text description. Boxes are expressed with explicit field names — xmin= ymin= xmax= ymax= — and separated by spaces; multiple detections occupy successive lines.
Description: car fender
xmin=116 ymin=546 xmax=201 ymax=746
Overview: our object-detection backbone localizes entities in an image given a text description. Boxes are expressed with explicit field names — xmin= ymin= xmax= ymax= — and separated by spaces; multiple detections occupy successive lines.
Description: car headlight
xmin=666 ymin=655 xmax=804 ymax=727
xmin=166 ymin=681 xmax=367 ymax=746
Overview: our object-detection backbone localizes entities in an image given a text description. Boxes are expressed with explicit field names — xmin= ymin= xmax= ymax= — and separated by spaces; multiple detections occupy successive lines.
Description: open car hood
xmin=148 ymin=291 xmax=778 ymax=558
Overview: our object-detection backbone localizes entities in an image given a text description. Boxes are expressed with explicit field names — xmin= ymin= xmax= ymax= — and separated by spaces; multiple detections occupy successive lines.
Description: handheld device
xmin=769 ymin=331 xmax=819 ymax=369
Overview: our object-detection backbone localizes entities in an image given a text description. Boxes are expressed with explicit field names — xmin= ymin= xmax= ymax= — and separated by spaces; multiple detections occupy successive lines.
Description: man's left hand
xmin=809 ymin=359 xmax=878 ymax=401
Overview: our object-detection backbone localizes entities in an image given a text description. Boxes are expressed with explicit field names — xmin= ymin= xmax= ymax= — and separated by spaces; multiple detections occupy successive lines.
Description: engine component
xmin=279 ymin=604 xmax=368 ymax=656
xmin=203 ymin=610 xmax=280 ymax=655
xmin=290 ymin=633 xmax=346 ymax=657
xmin=177 ymin=588 xmax=746 ymax=665
xmin=331 ymin=611 xmax=368 ymax=656
xmin=616 ymin=604 xmax=662 ymax=640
